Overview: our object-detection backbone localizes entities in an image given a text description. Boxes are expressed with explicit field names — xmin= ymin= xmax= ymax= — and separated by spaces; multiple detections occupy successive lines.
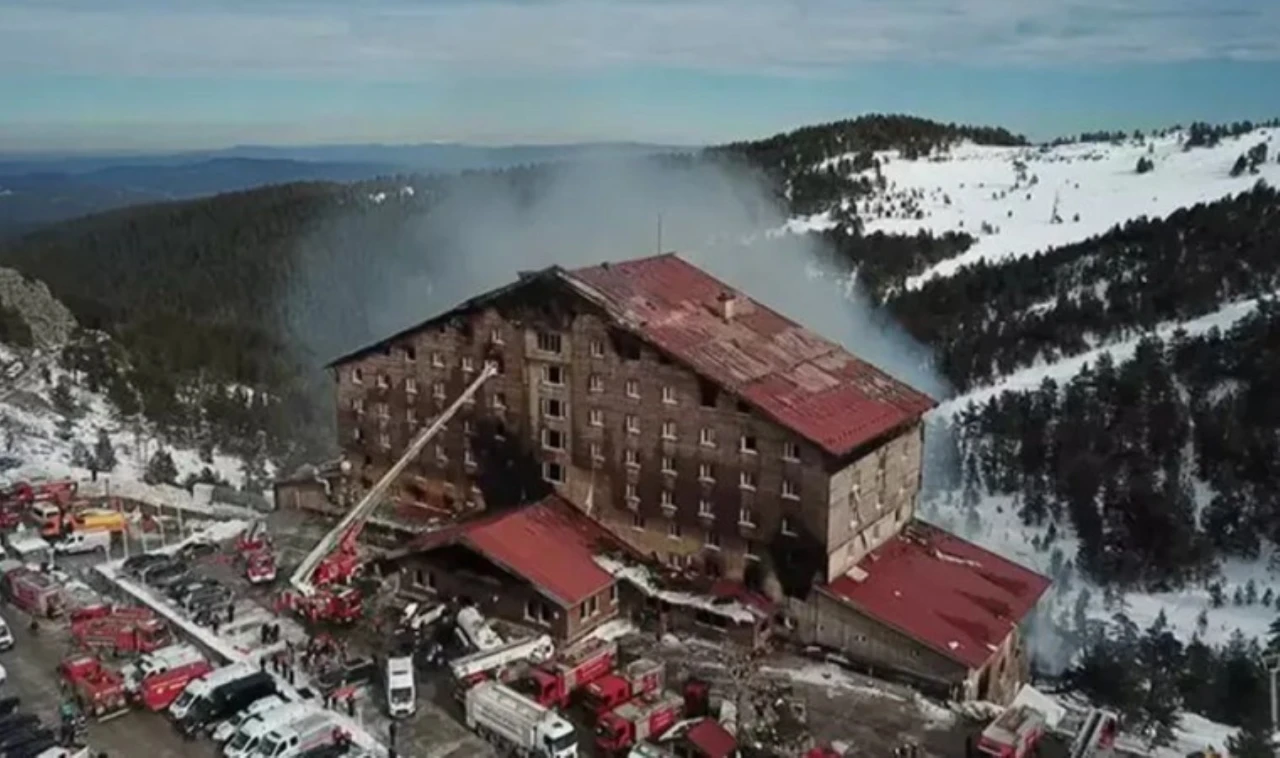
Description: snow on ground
xmin=0 ymin=355 xmax=250 ymax=493
xmin=782 ymin=127 xmax=1280 ymax=289
xmin=933 ymin=294 xmax=1271 ymax=418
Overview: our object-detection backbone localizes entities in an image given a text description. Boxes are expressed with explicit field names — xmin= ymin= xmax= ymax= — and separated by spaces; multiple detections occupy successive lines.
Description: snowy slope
xmin=785 ymin=127 xmax=1280 ymax=290
xmin=0 ymin=354 xmax=247 ymax=491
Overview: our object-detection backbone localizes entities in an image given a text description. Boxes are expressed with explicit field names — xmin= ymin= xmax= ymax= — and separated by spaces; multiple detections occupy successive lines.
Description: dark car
xmin=167 ymin=578 xmax=220 ymax=602
xmin=179 ymin=671 xmax=276 ymax=736
xmin=123 ymin=553 xmax=172 ymax=578
xmin=145 ymin=564 xmax=191 ymax=590
xmin=177 ymin=539 xmax=219 ymax=562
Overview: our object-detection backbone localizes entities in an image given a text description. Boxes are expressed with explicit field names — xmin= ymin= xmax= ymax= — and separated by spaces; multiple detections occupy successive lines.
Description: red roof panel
xmin=685 ymin=718 xmax=738 ymax=758
xmin=566 ymin=254 xmax=935 ymax=457
xmin=824 ymin=521 xmax=1050 ymax=669
xmin=458 ymin=496 xmax=617 ymax=607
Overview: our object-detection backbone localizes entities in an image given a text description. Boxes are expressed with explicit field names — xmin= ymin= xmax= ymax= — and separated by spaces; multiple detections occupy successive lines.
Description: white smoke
xmin=284 ymin=154 xmax=948 ymax=403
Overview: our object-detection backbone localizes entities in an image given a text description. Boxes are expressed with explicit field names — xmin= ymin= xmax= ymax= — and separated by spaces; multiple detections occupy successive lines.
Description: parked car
xmin=177 ymin=539 xmax=218 ymax=561
xmin=146 ymin=564 xmax=191 ymax=591
xmin=137 ymin=557 xmax=183 ymax=582
xmin=122 ymin=553 xmax=171 ymax=578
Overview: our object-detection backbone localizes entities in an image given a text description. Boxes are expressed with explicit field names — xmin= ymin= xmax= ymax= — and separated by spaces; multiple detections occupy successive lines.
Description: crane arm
xmin=289 ymin=361 xmax=499 ymax=595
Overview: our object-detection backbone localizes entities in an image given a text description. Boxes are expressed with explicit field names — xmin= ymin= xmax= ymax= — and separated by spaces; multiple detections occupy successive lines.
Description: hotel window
xmin=698 ymin=463 xmax=714 ymax=482
xmin=432 ymin=381 xmax=445 ymax=399
xmin=588 ymin=374 xmax=603 ymax=393
xmin=661 ymin=456 xmax=675 ymax=474
xmin=490 ymin=328 xmax=503 ymax=345
xmin=783 ymin=442 xmax=800 ymax=461
xmin=661 ymin=421 xmax=677 ymax=441
xmin=660 ymin=490 xmax=675 ymax=508
xmin=543 ymin=428 xmax=565 ymax=451
xmin=625 ymin=379 xmax=639 ymax=398
xmin=624 ymin=449 xmax=639 ymax=467
xmin=431 ymin=352 xmax=444 ymax=368
xmin=351 ymin=368 xmax=364 ymax=385
xmin=537 ymin=332 xmax=562 ymax=354
xmin=376 ymin=374 xmax=390 ymax=389
xmin=405 ymin=377 xmax=417 ymax=395
xmin=589 ymin=409 xmax=604 ymax=427
xmin=403 ymin=346 xmax=416 ymax=362
xmin=625 ymin=415 xmax=639 ymax=435
xmin=738 ymin=507 xmax=756 ymax=527
xmin=782 ymin=479 xmax=800 ymax=500
xmin=740 ymin=434 xmax=758 ymax=454
xmin=662 ymin=386 xmax=676 ymax=405
xmin=461 ymin=357 xmax=474 ymax=373
xmin=699 ymin=499 xmax=714 ymax=518
xmin=543 ymin=398 xmax=564 ymax=420
xmin=543 ymin=365 xmax=564 ymax=386
xmin=590 ymin=339 xmax=605 ymax=358
xmin=699 ymin=428 xmax=716 ymax=448
xmin=543 ymin=461 xmax=565 ymax=484
xmin=739 ymin=471 xmax=757 ymax=490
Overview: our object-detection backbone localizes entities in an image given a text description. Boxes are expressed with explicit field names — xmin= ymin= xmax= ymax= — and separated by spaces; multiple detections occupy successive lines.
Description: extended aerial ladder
xmin=284 ymin=361 xmax=499 ymax=621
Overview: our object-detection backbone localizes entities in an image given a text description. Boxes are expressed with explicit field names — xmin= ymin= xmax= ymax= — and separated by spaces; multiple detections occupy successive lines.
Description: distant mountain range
xmin=0 ymin=141 xmax=686 ymax=236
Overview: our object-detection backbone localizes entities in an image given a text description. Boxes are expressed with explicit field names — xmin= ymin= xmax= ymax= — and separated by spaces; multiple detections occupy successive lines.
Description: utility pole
xmin=656 ymin=213 xmax=663 ymax=255
xmin=1266 ymin=653 xmax=1280 ymax=735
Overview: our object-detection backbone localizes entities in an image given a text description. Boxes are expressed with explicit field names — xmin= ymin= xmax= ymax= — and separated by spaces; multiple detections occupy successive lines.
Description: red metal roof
xmin=685 ymin=719 xmax=738 ymax=758
xmin=824 ymin=521 xmax=1050 ymax=670
xmin=565 ymin=254 xmax=935 ymax=457
xmin=408 ymin=496 xmax=617 ymax=607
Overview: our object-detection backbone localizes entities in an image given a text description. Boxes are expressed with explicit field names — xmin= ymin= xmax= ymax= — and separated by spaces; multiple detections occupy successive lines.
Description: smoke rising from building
xmin=283 ymin=155 xmax=948 ymax=407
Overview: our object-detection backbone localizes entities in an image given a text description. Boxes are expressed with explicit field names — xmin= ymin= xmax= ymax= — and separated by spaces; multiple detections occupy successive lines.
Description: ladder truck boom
xmin=289 ymin=361 xmax=499 ymax=596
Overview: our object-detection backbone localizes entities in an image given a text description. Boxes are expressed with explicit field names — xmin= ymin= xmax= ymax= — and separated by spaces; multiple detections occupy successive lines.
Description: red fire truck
xmin=1 ymin=563 xmax=65 ymax=617
xmin=136 ymin=659 xmax=214 ymax=711
xmin=521 ymin=639 xmax=617 ymax=708
xmin=581 ymin=658 xmax=664 ymax=718
xmin=977 ymin=705 xmax=1046 ymax=758
xmin=72 ymin=607 xmax=172 ymax=656
xmin=59 ymin=655 xmax=129 ymax=720
xmin=596 ymin=691 xmax=684 ymax=755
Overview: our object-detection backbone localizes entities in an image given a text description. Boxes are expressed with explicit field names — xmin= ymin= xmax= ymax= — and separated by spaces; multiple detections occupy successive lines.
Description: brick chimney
xmin=716 ymin=291 xmax=738 ymax=321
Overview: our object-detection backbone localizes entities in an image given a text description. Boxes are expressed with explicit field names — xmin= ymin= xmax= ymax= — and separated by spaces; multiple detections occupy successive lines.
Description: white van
xmin=0 ymin=614 xmax=14 ymax=651
xmin=212 ymin=694 xmax=288 ymax=744
xmin=169 ymin=662 xmax=254 ymax=720
xmin=123 ymin=643 xmax=205 ymax=691
xmin=385 ymin=655 xmax=415 ymax=718
xmin=224 ymin=702 xmax=315 ymax=757
xmin=53 ymin=531 xmax=112 ymax=556
xmin=253 ymin=712 xmax=338 ymax=758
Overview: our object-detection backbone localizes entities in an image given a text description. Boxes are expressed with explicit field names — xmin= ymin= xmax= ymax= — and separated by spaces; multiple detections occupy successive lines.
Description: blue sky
xmin=1 ymin=0 xmax=1278 ymax=151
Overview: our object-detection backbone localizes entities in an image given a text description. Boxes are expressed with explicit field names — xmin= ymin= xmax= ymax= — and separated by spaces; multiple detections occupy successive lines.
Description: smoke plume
xmin=283 ymin=154 xmax=948 ymax=411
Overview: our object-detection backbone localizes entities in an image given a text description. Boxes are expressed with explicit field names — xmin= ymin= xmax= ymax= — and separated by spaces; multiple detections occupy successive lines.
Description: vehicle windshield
xmin=549 ymin=732 xmax=577 ymax=754
xmin=228 ymin=730 xmax=256 ymax=750
xmin=390 ymin=686 xmax=413 ymax=703
xmin=173 ymin=690 xmax=197 ymax=709
xmin=259 ymin=734 xmax=286 ymax=756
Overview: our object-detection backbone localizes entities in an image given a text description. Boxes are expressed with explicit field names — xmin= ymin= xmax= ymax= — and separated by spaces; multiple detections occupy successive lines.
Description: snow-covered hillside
xmin=788 ymin=126 xmax=1279 ymax=290
xmin=0 ymin=349 xmax=247 ymax=491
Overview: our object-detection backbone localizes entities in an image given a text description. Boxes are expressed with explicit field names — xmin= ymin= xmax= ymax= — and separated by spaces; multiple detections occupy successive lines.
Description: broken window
xmin=543 ymin=398 xmax=564 ymax=419
xmin=620 ymin=340 xmax=641 ymax=361
xmin=352 ymin=368 xmax=364 ymax=384
xmin=536 ymin=331 xmax=562 ymax=354
xmin=543 ymin=429 xmax=564 ymax=451
xmin=543 ymin=365 xmax=564 ymax=386
xmin=698 ymin=379 xmax=718 ymax=408
xmin=736 ymin=400 xmax=751 ymax=414
xmin=543 ymin=461 xmax=564 ymax=484
xmin=403 ymin=346 xmax=416 ymax=362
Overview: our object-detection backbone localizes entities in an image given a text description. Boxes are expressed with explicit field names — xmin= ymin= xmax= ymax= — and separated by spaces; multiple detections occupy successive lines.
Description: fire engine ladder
xmin=288 ymin=361 xmax=500 ymax=597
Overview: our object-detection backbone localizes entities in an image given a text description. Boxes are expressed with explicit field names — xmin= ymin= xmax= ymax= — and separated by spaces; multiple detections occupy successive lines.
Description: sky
xmin=1 ymin=0 xmax=1278 ymax=152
